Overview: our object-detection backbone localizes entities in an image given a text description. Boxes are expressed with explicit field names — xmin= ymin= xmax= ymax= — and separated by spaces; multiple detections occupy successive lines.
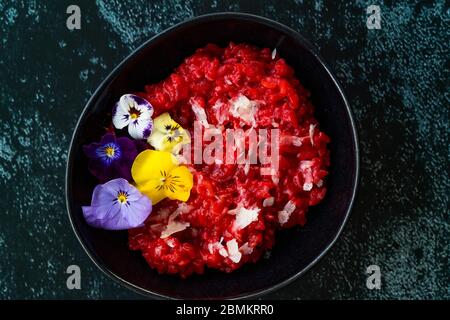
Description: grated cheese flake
xmin=240 ymin=242 xmax=254 ymax=255
xmin=173 ymin=202 xmax=192 ymax=215
xmin=271 ymin=48 xmax=277 ymax=60
xmin=271 ymin=175 xmax=279 ymax=185
xmin=244 ymin=161 xmax=250 ymax=175
xmin=160 ymin=221 xmax=190 ymax=239
xmin=230 ymin=94 xmax=258 ymax=125
xmin=226 ymin=239 xmax=242 ymax=263
xmin=191 ymin=101 xmax=209 ymax=128
xmin=166 ymin=238 xmax=176 ymax=248
xmin=309 ymin=124 xmax=316 ymax=146
xmin=212 ymin=100 xmax=227 ymax=124
xmin=303 ymin=182 xmax=313 ymax=191
xmin=277 ymin=200 xmax=296 ymax=225
xmin=219 ymin=247 xmax=229 ymax=257
xmin=292 ymin=137 xmax=302 ymax=146
xmin=234 ymin=206 xmax=260 ymax=230
xmin=209 ymin=237 xmax=228 ymax=256
xmin=263 ymin=197 xmax=275 ymax=207
xmin=300 ymin=160 xmax=313 ymax=170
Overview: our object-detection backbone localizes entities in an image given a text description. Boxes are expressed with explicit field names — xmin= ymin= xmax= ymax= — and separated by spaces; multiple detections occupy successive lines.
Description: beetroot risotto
xmin=81 ymin=43 xmax=330 ymax=278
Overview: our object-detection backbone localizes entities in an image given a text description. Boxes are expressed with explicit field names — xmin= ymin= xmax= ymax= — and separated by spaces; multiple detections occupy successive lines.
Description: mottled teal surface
xmin=0 ymin=0 xmax=448 ymax=299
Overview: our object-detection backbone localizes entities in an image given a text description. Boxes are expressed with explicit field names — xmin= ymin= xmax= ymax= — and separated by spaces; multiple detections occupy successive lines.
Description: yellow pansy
xmin=147 ymin=112 xmax=190 ymax=153
xmin=131 ymin=149 xmax=193 ymax=205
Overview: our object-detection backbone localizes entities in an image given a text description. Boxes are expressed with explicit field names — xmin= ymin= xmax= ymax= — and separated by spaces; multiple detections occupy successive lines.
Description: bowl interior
xmin=66 ymin=14 xmax=358 ymax=299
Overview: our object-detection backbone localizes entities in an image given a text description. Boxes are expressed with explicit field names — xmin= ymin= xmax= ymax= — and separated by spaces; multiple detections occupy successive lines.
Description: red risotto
xmin=128 ymin=43 xmax=330 ymax=278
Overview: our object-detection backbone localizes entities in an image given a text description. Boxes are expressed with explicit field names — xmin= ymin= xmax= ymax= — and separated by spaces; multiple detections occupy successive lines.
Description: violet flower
xmin=83 ymin=133 xmax=137 ymax=183
xmin=112 ymin=94 xmax=154 ymax=140
xmin=82 ymin=178 xmax=152 ymax=230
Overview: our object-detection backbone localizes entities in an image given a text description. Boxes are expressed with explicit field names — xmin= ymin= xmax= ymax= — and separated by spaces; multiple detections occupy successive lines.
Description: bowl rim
xmin=65 ymin=11 xmax=360 ymax=300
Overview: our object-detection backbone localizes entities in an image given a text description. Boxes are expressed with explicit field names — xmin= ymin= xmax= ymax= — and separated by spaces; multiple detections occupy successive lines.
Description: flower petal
xmin=141 ymin=120 xmax=154 ymax=139
xmin=83 ymin=201 xmax=121 ymax=229
xmin=84 ymin=133 xmax=137 ymax=182
xmin=134 ymin=102 xmax=153 ymax=120
xmin=101 ymin=177 xmax=129 ymax=195
xmin=171 ymin=128 xmax=191 ymax=154
xmin=148 ymin=113 xmax=191 ymax=153
xmin=164 ymin=165 xmax=193 ymax=202
xmin=91 ymin=183 xmax=115 ymax=213
xmin=125 ymin=94 xmax=154 ymax=115
xmin=81 ymin=206 xmax=93 ymax=221
xmin=147 ymin=130 xmax=167 ymax=151
xmin=112 ymin=102 xmax=131 ymax=129
xmin=82 ymin=178 xmax=153 ymax=230
xmin=137 ymin=179 xmax=167 ymax=205
xmin=113 ymin=195 xmax=152 ymax=229
xmin=83 ymin=141 xmax=101 ymax=159
xmin=128 ymin=117 xmax=153 ymax=140
xmin=153 ymin=112 xmax=175 ymax=132
xmin=113 ymin=94 xmax=154 ymax=133
xmin=131 ymin=150 xmax=178 ymax=185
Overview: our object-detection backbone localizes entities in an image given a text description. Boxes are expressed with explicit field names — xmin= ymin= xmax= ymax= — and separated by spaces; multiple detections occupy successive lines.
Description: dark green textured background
xmin=0 ymin=0 xmax=448 ymax=299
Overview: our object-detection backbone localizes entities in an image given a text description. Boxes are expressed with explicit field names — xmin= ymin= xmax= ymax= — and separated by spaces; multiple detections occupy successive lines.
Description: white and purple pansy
xmin=112 ymin=94 xmax=154 ymax=140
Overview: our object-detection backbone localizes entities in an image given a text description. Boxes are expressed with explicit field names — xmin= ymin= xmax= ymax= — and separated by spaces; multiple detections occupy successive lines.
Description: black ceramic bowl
xmin=66 ymin=12 xmax=359 ymax=299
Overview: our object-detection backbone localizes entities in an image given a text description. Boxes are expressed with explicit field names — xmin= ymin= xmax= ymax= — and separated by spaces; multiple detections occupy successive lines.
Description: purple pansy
xmin=82 ymin=178 xmax=152 ymax=230
xmin=83 ymin=132 xmax=137 ymax=183
xmin=112 ymin=94 xmax=154 ymax=140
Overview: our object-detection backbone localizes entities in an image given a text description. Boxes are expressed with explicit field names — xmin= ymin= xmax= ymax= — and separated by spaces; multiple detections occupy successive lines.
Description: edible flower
xmin=112 ymin=94 xmax=154 ymax=140
xmin=83 ymin=132 xmax=138 ymax=182
xmin=131 ymin=149 xmax=193 ymax=205
xmin=148 ymin=112 xmax=190 ymax=153
xmin=82 ymin=178 xmax=152 ymax=230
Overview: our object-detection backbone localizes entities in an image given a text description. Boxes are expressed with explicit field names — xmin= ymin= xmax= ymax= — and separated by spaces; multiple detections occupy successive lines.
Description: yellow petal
xmin=164 ymin=166 xmax=193 ymax=202
xmin=138 ymin=179 xmax=167 ymax=205
xmin=148 ymin=112 xmax=191 ymax=153
xmin=171 ymin=128 xmax=191 ymax=154
xmin=131 ymin=150 xmax=178 ymax=185
xmin=153 ymin=112 xmax=176 ymax=132
xmin=147 ymin=130 xmax=167 ymax=151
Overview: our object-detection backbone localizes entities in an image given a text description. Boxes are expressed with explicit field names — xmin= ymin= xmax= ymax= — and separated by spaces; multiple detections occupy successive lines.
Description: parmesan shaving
xmin=303 ymin=182 xmax=313 ymax=191
xmin=212 ymin=100 xmax=227 ymax=124
xmin=244 ymin=161 xmax=250 ymax=175
xmin=292 ymin=137 xmax=302 ymax=146
xmin=271 ymin=48 xmax=277 ymax=60
xmin=166 ymin=238 xmax=176 ymax=248
xmin=219 ymin=247 xmax=229 ymax=257
xmin=191 ymin=101 xmax=209 ymax=128
xmin=160 ymin=221 xmax=190 ymax=239
xmin=208 ymin=237 xmax=226 ymax=256
xmin=240 ymin=242 xmax=254 ymax=255
xmin=230 ymin=94 xmax=258 ymax=125
xmin=226 ymin=239 xmax=242 ymax=263
xmin=233 ymin=206 xmax=260 ymax=230
xmin=309 ymin=124 xmax=316 ymax=146
xmin=159 ymin=204 xmax=192 ymax=238
xmin=300 ymin=160 xmax=313 ymax=170
xmin=271 ymin=175 xmax=279 ymax=185
xmin=277 ymin=200 xmax=296 ymax=225
xmin=173 ymin=202 xmax=192 ymax=215
xmin=263 ymin=197 xmax=275 ymax=207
